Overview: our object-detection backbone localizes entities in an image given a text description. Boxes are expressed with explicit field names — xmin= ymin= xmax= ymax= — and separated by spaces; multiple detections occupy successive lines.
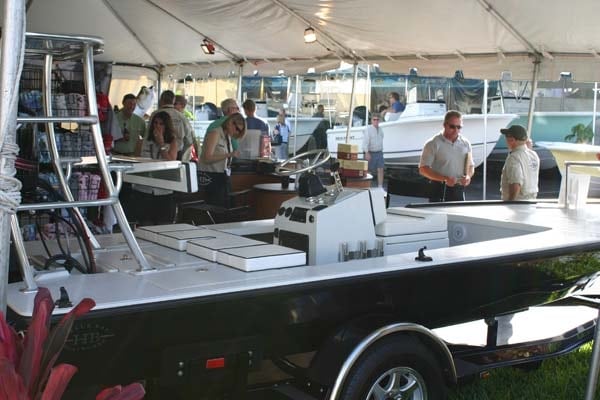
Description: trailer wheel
xmin=340 ymin=335 xmax=446 ymax=400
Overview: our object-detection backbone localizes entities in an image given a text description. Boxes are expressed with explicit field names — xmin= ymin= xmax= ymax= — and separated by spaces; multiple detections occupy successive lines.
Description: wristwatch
xmin=159 ymin=145 xmax=169 ymax=152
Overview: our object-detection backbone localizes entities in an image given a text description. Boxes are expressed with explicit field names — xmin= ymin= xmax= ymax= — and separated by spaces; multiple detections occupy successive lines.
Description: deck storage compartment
xmin=216 ymin=244 xmax=306 ymax=272
xmin=376 ymin=208 xmax=449 ymax=254
xmin=186 ymin=235 xmax=265 ymax=261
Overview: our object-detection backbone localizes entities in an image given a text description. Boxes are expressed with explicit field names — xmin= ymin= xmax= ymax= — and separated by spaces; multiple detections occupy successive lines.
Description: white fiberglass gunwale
xmin=8 ymin=202 xmax=600 ymax=317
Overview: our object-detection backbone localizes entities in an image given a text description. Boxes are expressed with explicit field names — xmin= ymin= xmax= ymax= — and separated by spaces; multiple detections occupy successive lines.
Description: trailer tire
xmin=340 ymin=335 xmax=446 ymax=400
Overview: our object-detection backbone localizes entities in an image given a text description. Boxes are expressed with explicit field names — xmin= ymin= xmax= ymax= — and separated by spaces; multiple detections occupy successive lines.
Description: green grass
xmin=448 ymin=341 xmax=598 ymax=399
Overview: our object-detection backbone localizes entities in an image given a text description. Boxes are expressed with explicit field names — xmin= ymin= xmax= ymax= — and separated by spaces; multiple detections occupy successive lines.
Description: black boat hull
xmin=9 ymin=249 xmax=599 ymax=397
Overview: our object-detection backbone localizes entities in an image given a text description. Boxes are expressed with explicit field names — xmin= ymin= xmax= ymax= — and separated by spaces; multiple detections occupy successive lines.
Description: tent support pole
xmin=366 ymin=64 xmax=371 ymax=120
xmin=345 ymin=63 xmax=359 ymax=143
xmin=482 ymin=79 xmax=488 ymax=200
xmin=293 ymin=75 xmax=300 ymax=156
xmin=237 ymin=63 xmax=243 ymax=104
xmin=0 ymin=0 xmax=25 ymax=313
xmin=526 ymin=58 xmax=540 ymax=137
xmin=593 ymin=82 xmax=598 ymax=145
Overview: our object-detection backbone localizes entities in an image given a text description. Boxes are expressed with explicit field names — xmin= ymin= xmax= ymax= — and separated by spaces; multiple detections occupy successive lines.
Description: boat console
xmin=273 ymin=187 xmax=448 ymax=265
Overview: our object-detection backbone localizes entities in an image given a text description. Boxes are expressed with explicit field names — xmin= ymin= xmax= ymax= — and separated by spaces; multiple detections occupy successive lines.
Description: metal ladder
xmin=12 ymin=32 xmax=153 ymax=293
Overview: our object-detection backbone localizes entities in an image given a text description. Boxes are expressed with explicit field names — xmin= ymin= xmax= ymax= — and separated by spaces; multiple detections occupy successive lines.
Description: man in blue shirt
xmin=242 ymin=99 xmax=268 ymax=135
xmin=388 ymin=92 xmax=406 ymax=113
xmin=243 ymin=99 xmax=270 ymax=157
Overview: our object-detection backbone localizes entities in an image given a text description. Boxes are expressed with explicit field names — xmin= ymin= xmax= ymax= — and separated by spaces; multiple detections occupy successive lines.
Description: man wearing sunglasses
xmin=419 ymin=110 xmax=474 ymax=202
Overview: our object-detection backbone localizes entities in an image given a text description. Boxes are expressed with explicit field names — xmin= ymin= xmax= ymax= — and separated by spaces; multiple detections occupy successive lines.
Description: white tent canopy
xmin=3 ymin=0 xmax=600 ymax=81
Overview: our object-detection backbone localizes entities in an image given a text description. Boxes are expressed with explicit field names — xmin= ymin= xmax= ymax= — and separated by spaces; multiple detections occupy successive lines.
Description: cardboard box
xmin=337 ymin=143 xmax=359 ymax=153
xmin=337 ymin=151 xmax=358 ymax=160
xmin=340 ymin=159 xmax=368 ymax=170
xmin=340 ymin=168 xmax=368 ymax=177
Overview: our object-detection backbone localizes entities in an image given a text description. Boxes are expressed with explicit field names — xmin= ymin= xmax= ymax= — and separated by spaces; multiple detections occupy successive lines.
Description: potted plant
xmin=0 ymin=287 xmax=145 ymax=399
xmin=564 ymin=123 xmax=594 ymax=143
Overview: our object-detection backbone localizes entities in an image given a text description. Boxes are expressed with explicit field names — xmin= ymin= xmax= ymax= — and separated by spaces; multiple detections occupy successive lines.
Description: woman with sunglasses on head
xmin=198 ymin=112 xmax=246 ymax=207
xmin=127 ymin=111 xmax=178 ymax=226
xmin=418 ymin=110 xmax=474 ymax=202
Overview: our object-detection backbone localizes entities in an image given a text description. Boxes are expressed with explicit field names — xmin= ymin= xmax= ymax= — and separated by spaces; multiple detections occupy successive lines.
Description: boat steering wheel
xmin=275 ymin=149 xmax=331 ymax=176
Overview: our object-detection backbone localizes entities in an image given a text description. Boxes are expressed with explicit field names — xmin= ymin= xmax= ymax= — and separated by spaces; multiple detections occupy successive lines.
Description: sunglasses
xmin=448 ymin=124 xmax=463 ymax=130
xmin=234 ymin=123 xmax=245 ymax=135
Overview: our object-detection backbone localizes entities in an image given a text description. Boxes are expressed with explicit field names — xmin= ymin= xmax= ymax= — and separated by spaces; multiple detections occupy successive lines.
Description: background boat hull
xmin=327 ymin=114 xmax=517 ymax=167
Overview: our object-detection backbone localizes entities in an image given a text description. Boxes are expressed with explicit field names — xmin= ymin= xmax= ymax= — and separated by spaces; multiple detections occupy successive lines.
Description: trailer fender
xmin=307 ymin=318 xmax=456 ymax=391
xmin=328 ymin=323 xmax=456 ymax=399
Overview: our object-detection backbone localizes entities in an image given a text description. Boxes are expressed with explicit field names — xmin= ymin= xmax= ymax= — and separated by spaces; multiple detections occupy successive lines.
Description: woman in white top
xmin=128 ymin=111 xmax=178 ymax=225
xmin=139 ymin=111 xmax=178 ymax=160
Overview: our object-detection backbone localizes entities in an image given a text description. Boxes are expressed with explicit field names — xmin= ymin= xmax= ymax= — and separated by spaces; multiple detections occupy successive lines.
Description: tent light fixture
xmin=560 ymin=71 xmax=573 ymax=79
xmin=201 ymin=39 xmax=215 ymax=55
xmin=304 ymin=27 xmax=316 ymax=44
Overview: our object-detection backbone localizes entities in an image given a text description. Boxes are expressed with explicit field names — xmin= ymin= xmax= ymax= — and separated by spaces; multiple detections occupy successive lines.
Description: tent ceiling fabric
xmin=5 ymin=0 xmax=600 ymax=80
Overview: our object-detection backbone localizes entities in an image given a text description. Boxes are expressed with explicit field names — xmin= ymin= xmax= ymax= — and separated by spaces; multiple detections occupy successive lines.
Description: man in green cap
xmin=500 ymin=124 xmax=540 ymax=201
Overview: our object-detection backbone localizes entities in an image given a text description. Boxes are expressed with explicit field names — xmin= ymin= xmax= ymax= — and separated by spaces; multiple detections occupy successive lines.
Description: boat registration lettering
xmin=333 ymin=135 xmax=359 ymax=140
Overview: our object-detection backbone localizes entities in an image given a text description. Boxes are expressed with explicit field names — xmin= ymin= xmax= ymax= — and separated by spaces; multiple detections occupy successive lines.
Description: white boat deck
xmin=8 ymin=202 xmax=600 ymax=316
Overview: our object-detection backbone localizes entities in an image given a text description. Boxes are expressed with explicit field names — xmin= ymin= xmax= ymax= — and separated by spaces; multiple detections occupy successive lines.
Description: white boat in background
xmin=327 ymin=102 xmax=518 ymax=167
